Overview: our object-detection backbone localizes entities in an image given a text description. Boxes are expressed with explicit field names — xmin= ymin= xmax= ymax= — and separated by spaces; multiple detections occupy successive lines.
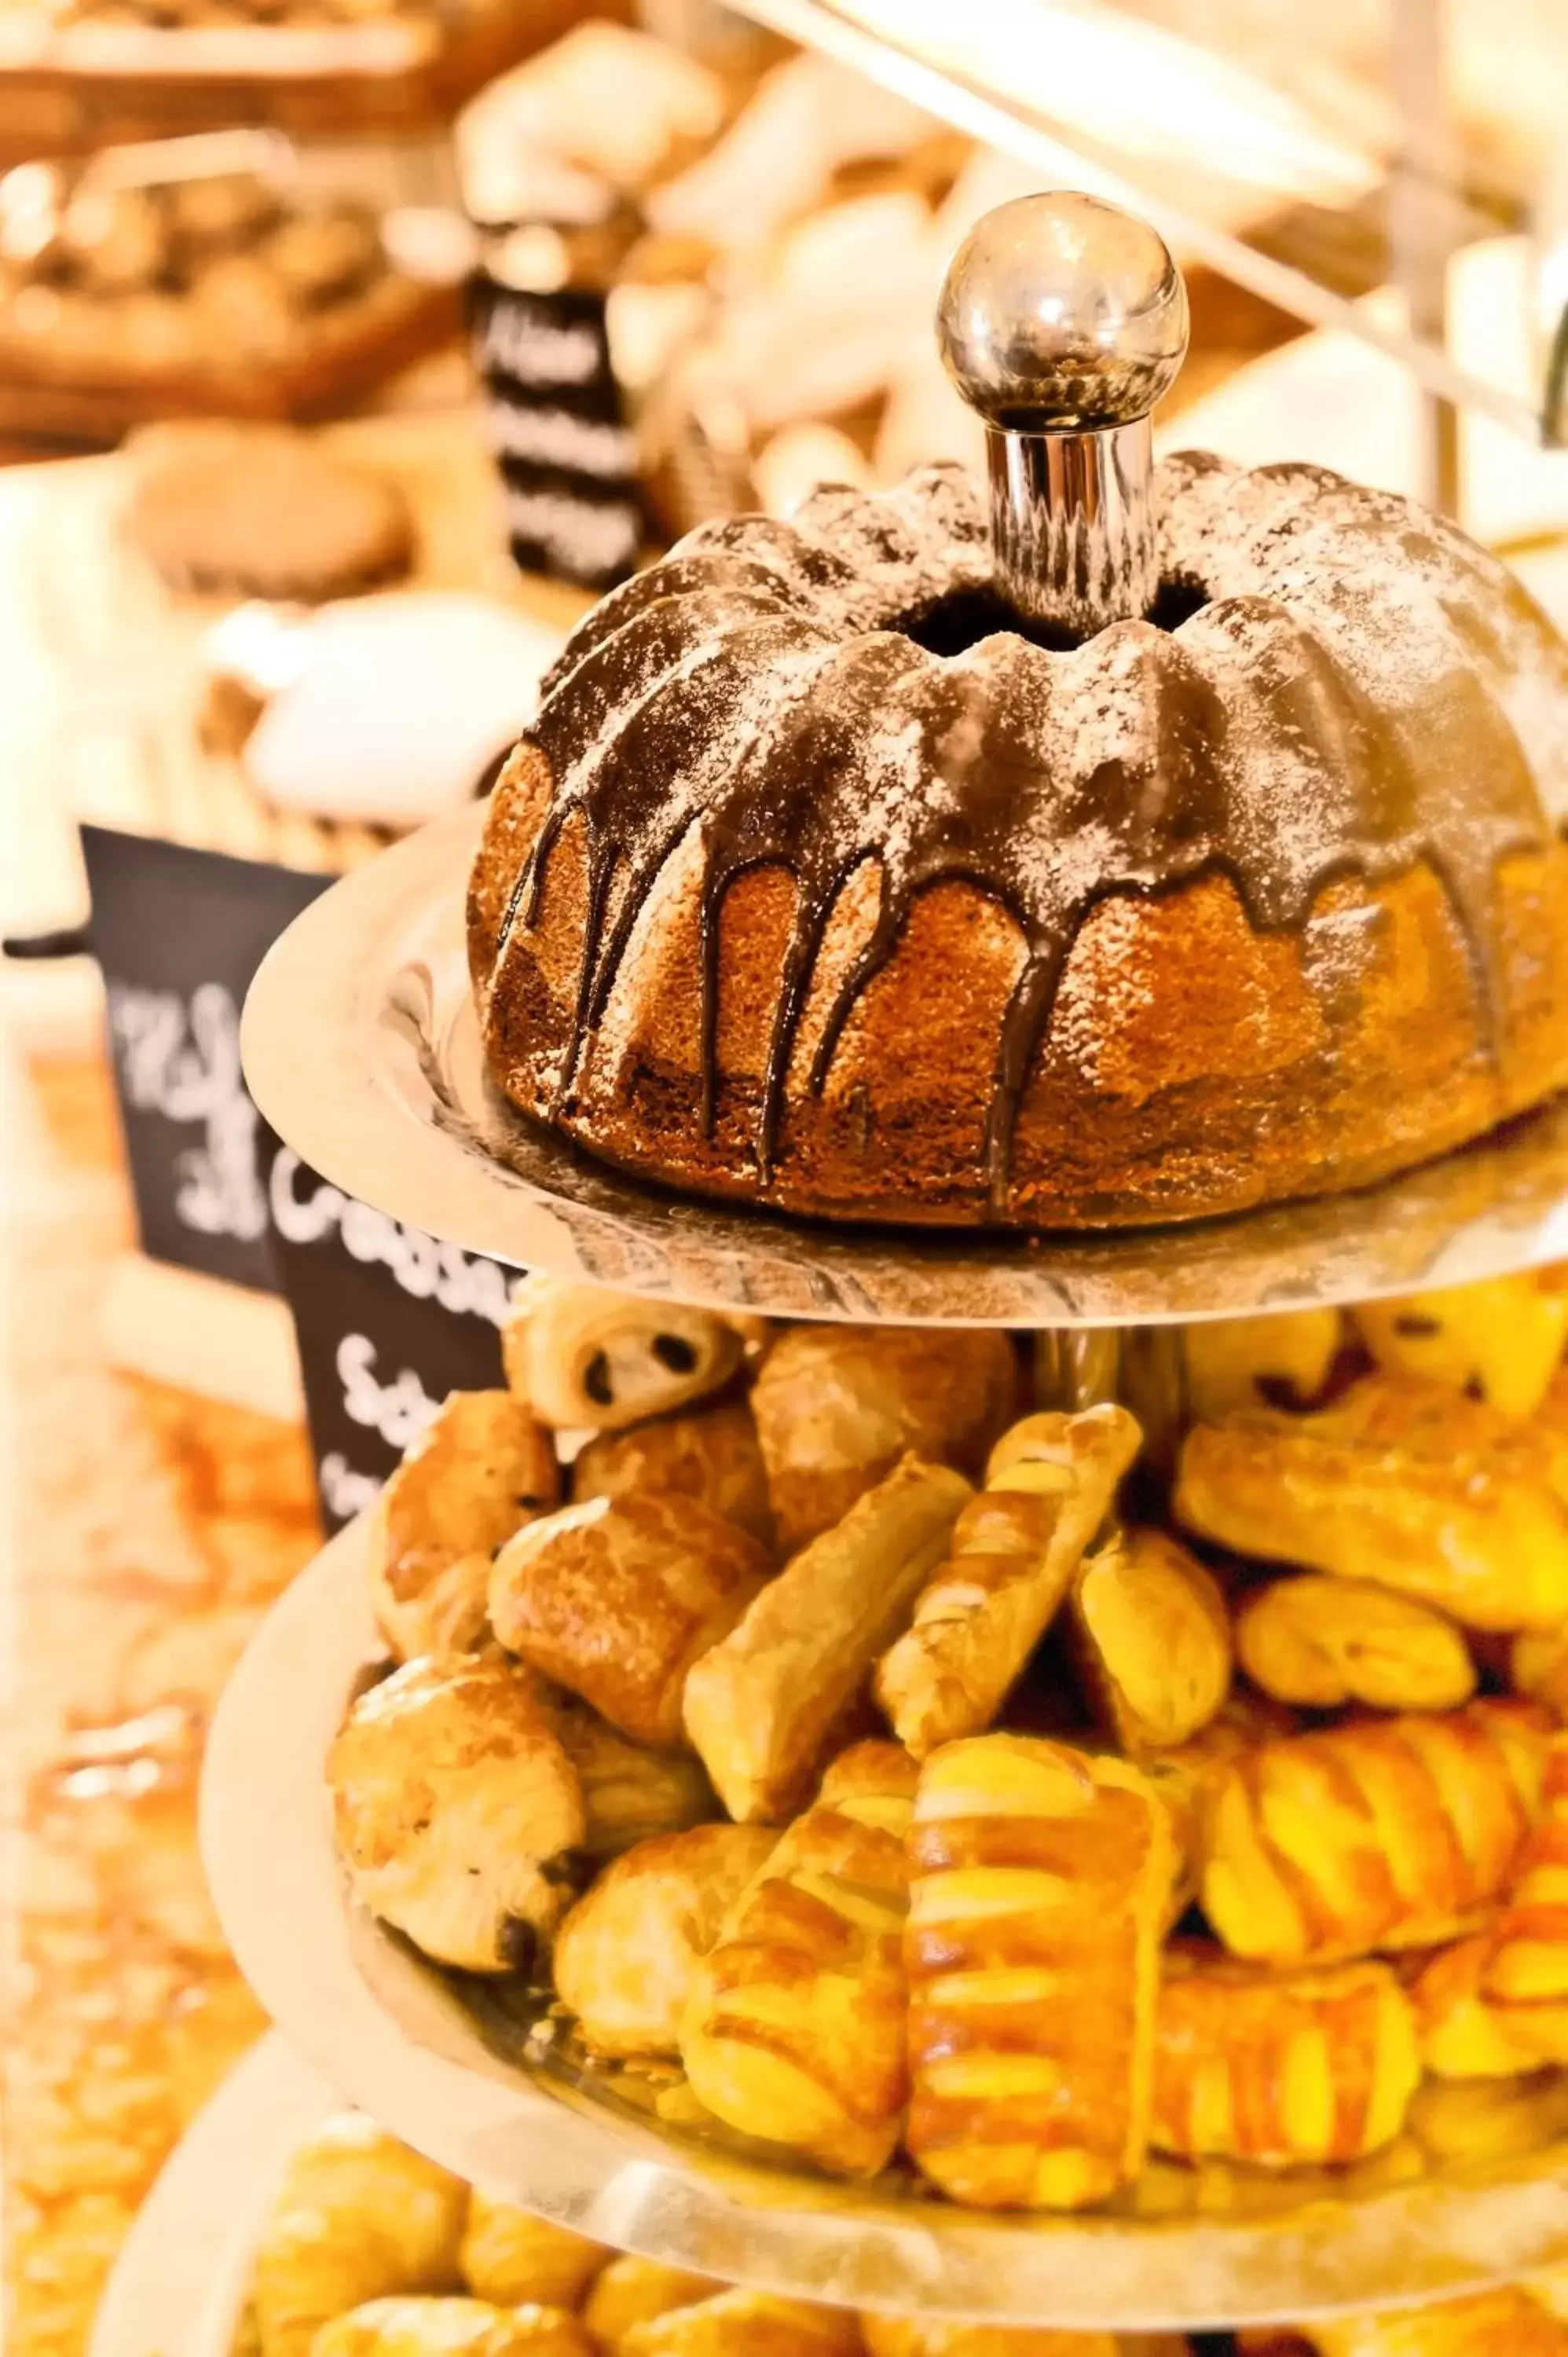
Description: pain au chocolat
xmin=467 ymin=202 xmax=1568 ymax=1231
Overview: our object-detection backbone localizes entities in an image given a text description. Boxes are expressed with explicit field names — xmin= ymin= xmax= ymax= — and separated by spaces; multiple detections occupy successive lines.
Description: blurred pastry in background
xmin=127 ymin=422 xmax=412 ymax=599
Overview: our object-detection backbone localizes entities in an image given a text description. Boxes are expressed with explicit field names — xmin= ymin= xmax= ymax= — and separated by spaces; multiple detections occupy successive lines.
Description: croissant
xmin=1175 ymin=1373 xmax=1568 ymax=1630
xmin=1152 ymin=1948 xmax=1420 ymax=2166
xmin=554 ymin=1823 xmax=779 ymax=2057
xmin=367 ymin=1391 xmax=559 ymax=1661
xmin=581 ymin=2260 xmax=718 ymax=2350
xmin=619 ymin=2291 xmax=862 ymax=2357
xmin=680 ymin=1741 xmax=918 ymax=2174
xmin=876 ymin=1408 xmax=1141 ymax=1761
xmin=311 ymin=2299 xmax=596 ymax=2357
xmin=456 ymin=2198 xmax=606 ymax=2309
xmin=858 ymin=2322 xmax=1118 ymax=2356
xmin=504 ymin=1279 xmax=742 ymax=1433
xmin=1181 ymin=1308 xmax=1343 ymax=1422
xmin=252 ymin=2116 xmax=467 ymax=2357
xmin=327 ymin=1655 xmax=584 ymax=1973
xmin=683 ymin=1456 xmax=970 ymax=1822
xmin=1200 ymin=1699 xmax=1551 ymax=1966
xmin=1235 ymin=1577 xmax=1475 ymax=1714
xmin=1353 ymin=1274 xmax=1568 ymax=1418
xmin=905 ymin=1735 xmax=1176 ymax=2210
xmin=1308 ymin=2288 xmax=1568 ymax=2355
xmin=548 ymin=1703 xmax=714 ymax=1861
xmin=573 ymin=1399 xmax=773 ymax=1546
xmin=1067 ymin=1526 xmax=1230 ymax=1754
xmin=750 ymin=1324 xmax=1017 ymax=1551
xmin=489 ymin=1494 xmax=771 ymax=1750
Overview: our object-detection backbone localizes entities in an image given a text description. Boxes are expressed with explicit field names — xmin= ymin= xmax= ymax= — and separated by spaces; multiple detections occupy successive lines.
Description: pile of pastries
xmin=328 ymin=1269 xmax=1568 ymax=2216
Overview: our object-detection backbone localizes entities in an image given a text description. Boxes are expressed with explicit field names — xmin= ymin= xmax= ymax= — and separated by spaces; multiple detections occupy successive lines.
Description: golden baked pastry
xmin=1234 ymin=1576 xmax=1475 ymax=1714
xmin=554 ymin=1822 xmax=779 ymax=2057
xmin=581 ymin=2260 xmax=718 ymax=2351
xmin=1513 ymin=1622 xmax=1568 ymax=1719
xmin=504 ymin=1280 xmax=743 ymax=1433
xmin=1152 ymin=1948 xmax=1420 ymax=2166
xmin=681 ymin=1741 xmax=918 ymax=2174
xmin=489 ymin=1494 xmax=771 ymax=1750
xmin=573 ymin=1399 xmax=774 ymax=1546
xmin=311 ymin=2298 xmax=595 ymax=2357
xmin=1409 ymin=1930 xmax=1546 ymax=2080
xmin=876 ymin=1407 xmax=1140 ymax=1760
xmin=859 ymin=2324 xmax=1118 ymax=2357
xmin=683 ymin=1454 xmax=970 ymax=1820
xmin=749 ymin=1325 xmax=1017 ymax=1549
xmin=619 ymin=2292 xmax=862 ymax=2357
xmin=1354 ymin=1274 xmax=1568 ymax=1419
xmin=1175 ymin=1373 xmax=1568 ymax=1630
xmin=904 ymin=1735 xmax=1176 ymax=2209
xmin=1067 ymin=1526 xmax=1231 ymax=1754
xmin=327 ymin=1656 xmax=584 ymax=1974
xmin=251 ymin=2117 xmax=467 ymax=2357
xmin=549 ymin=1703 xmax=715 ymax=1861
xmin=1308 ymin=2289 xmax=1568 ymax=2355
xmin=367 ymin=1391 xmax=559 ymax=1662
xmin=456 ymin=2200 xmax=606 ymax=2311
xmin=1181 ymin=1309 xmax=1344 ymax=1423
xmin=1200 ymin=1699 xmax=1551 ymax=1965
xmin=1476 ymin=1731 xmax=1568 ymax=2058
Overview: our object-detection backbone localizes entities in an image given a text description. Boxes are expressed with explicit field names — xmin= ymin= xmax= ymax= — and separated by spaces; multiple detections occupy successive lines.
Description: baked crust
xmin=573 ymin=1398 xmax=773 ymax=1549
xmin=1235 ymin=1575 xmax=1475 ymax=1714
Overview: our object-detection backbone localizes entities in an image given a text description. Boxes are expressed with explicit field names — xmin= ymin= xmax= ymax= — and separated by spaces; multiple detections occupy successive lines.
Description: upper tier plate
xmin=241 ymin=807 xmax=1568 ymax=1326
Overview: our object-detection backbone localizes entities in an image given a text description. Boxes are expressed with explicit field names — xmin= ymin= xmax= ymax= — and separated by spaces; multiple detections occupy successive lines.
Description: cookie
xmin=126 ymin=424 xmax=414 ymax=599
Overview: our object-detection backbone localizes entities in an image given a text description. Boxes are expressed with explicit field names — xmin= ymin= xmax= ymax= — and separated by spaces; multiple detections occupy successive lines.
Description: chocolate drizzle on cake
xmin=494 ymin=457 xmax=1568 ymax=1215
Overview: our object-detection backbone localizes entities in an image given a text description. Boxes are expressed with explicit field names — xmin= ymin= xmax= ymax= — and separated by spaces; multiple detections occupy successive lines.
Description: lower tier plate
xmin=202 ymin=1515 xmax=1568 ymax=2332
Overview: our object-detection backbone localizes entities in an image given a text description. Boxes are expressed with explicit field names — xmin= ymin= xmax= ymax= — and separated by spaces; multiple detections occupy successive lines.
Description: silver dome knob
xmin=936 ymin=192 xmax=1189 ymax=636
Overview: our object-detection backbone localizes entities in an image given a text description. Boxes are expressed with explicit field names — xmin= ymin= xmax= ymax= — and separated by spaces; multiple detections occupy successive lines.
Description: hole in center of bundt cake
xmin=895 ymin=576 xmax=1211 ymax=655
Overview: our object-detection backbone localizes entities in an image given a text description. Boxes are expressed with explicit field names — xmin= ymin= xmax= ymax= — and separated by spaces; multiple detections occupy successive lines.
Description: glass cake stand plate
xmin=201 ymin=1513 xmax=1568 ymax=2333
xmin=241 ymin=807 xmax=1568 ymax=1327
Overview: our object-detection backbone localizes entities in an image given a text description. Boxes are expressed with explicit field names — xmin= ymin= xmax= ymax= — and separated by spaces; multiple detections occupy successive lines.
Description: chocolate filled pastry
xmin=573 ymin=1398 xmax=773 ymax=1547
xmin=1175 ymin=1373 xmax=1568 ymax=1630
xmin=366 ymin=1390 xmax=560 ymax=1662
xmin=327 ymin=1655 xmax=584 ymax=1972
xmin=1354 ymin=1275 xmax=1568 ymax=1420
xmin=549 ymin=1702 xmax=714 ymax=1860
xmin=312 ymin=2299 xmax=596 ymax=2357
xmin=680 ymin=1741 xmax=918 ymax=2174
xmin=489 ymin=1494 xmax=771 ymax=1750
xmin=1200 ymin=1699 xmax=1551 ymax=1966
xmin=1309 ymin=2288 xmax=1568 ymax=2355
xmin=1067 ymin=1526 xmax=1231 ymax=1755
xmin=1180 ymin=1309 xmax=1345 ymax=1423
xmin=750 ymin=1325 xmax=1017 ymax=1550
xmin=904 ymin=1734 xmax=1176 ymax=2209
xmin=1236 ymin=1576 xmax=1475 ymax=1714
xmin=582 ymin=2262 xmax=718 ymax=2352
xmin=683 ymin=1454 xmax=971 ymax=1820
xmin=618 ymin=2293 xmax=862 ymax=2357
xmin=876 ymin=1407 xmax=1140 ymax=1761
xmin=859 ymin=2324 xmax=1119 ymax=2357
xmin=504 ymin=1280 xmax=744 ymax=1435
xmin=457 ymin=2200 xmax=606 ymax=2311
xmin=554 ymin=1822 xmax=778 ymax=2057
xmin=1152 ymin=1948 xmax=1420 ymax=2166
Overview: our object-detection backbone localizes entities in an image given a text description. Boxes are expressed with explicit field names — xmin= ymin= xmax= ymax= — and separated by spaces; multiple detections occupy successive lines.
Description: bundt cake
xmin=467 ymin=452 xmax=1568 ymax=1230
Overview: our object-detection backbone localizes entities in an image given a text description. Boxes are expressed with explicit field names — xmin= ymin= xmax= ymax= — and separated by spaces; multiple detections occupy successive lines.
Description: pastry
xmin=581 ymin=2261 xmax=718 ymax=2351
xmin=1200 ymin=1699 xmax=1552 ymax=1965
xmin=680 ymin=1740 xmax=918 ymax=2173
xmin=365 ymin=1390 xmax=559 ymax=1662
xmin=1308 ymin=2289 xmax=1568 ymax=2355
xmin=619 ymin=2292 xmax=862 ymax=2357
xmin=312 ymin=2299 xmax=596 ymax=2357
xmin=456 ymin=2201 xmax=606 ymax=2312
xmin=904 ymin=1735 xmax=1176 ymax=2209
xmin=859 ymin=2324 xmax=1119 ymax=2356
xmin=1179 ymin=1309 xmax=1344 ymax=1422
xmin=127 ymin=422 xmax=412 ymax=599
xmin=1476 ymin=1732 xmax=1568 ymax=2057
xmin=1234 ymin=1577 xmax=1476 ymax=1713
xmin=1066 ymin=1527 xmax=1231 ymax=1754
xmin=553 ymin=1822 xmax=778 ymax=2056
xmin=326 ymin=1655 xmax=584 ymax=1974
xmin=749 ymin=1324 xmax=1017 ymax=1550
xmin=504 ymin=1280 xmax=744 ymax=1435
xmin=489 ymin=1494 xmax=771 ymax=1751
xmin=1354 ymin=1276 xmax=1568 ymax=1419
xmin=573 ymin=1399 xmax=773 ymax=1547
xmin=1514 ymin=1622 xmax=1568 ymax=1720
xmin=549 ymin=1703 xmax=714 ymax=1861
xmin=683 ymin=1454 xmax=971 ymax=1820
xmin=1152 ymin=1948 xmax=1420 ymax=2165
xmin=467 ymin=452 xmax=1568 ymax=1230
xmin=1175 ymin=1373 xmax=1568 ymax=1630
xmin=1409 ymin=1931 xmax=1547 ymax=2080
xmin=876 ymin=1408 xmax=1140 ymax=1761
xmin=251 ymin=2117 xmax=467 ymax=2357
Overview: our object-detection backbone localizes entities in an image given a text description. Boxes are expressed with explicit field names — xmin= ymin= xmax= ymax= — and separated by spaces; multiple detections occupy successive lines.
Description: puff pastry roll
xmin=581 ymin=2260 xmax=716 ymax=2350
xmin=1475 ymin=1729 xmax=1568 ymax=2058
xmin=456 ymin=2198 xmax=606 ymax=2310
xmin=680 ymin=1740 xmax=918 ymax=2174
xmin=620 ymin=2292 xmax=863 ymax=2357
xmin=1236 ymin=1577 xmax=1475 ymax=1714
xmin=327 ymin=1655 xmax=584 ymax=1973
xmin=554 ymin=1822 xmax=779 ymax=2056
xmin=876 ymin=1408 xmax=1141 ymax=1761
xmin=1409 ymin=1930 xmax=1546 ymax=2079
xmin=1181 ymin=1308 xmax=1343 ymax=1422
xmin=905 ymin=1735 xmax=1176 ymax=2210
xmin=1152 ymin=1948 xmax=1420 ymax=2166
xmin=751 ymin=1324 xmax=1017 ymax=1551
xmin=1354 ymin=1274 xmax=1568 ymax=1418
xmin=505 ymin=1279 xmax=743 ymax=1433
xmin=859 ymin=2325 xmax=1118 ymax=2357
xmin=1200 ymin=1699 xmax=1551 ymax=1966
xmin=684 ymin=1456 xmax=970 ymax=1822
xmin=490 ymin=1494 xmax=771 ymax=1750
xmin=1175 ymin=1373 xmax=1568 ymax=1630
xmin=252 ymin=2117 xmax=467 ymax=2357
xmin=1310 ymin=2289 xmax=1568 ymax=2356
xmin=1068 ymin=1526 xmax=1230 ymax=1754
xmin=574 ymin=1399 xmax=773 ymax=1546
xmin=367 ymin=1391 xmax=559 ymax=1661
xmin=312 ymin=2299 xmax=595 ymax=2357
xmin=549 ymin=1703 xmax=714 ymax=1861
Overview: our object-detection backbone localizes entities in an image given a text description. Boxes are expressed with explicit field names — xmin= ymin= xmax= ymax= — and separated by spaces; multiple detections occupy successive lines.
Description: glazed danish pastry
xmin=573 ymin=1400 xmax=774 ymax=1547
xmin=876 ymin=1408 xmax=1140 ymax=1760
xmin=504 ymin=1279 xmax=744 ymax=1434
xmin=581 ymin=2261 xmax=717 ymax=2351
xmin=312 ymin=2299 xmax=595 ymax=2357
xmin=1409 ymin=1930 xmax=1546 ymax=2080
xmin=1235 ymin=1577 xmax=1475 ymax=1714
xmin=456 ymin=2199 xmax=606 ymax=2311
xmin=1476 ymin=1729 xmax=1568 ymax=2058
xmin=1354 ymin=1274 xmax=1568 ymax=1419
xmin=489 ymin=1494 xmax=771 ymax=1750
xmin=904 ymin=1734 xmax=1176 ymax=2209
xmin=680 ymin=1741 xmax=918 ymax=2174
xmin=1067 ymin=1527 xmax=1231 ymax=1754
xmin=683 ymin=1455 xmax=970 ymax=1822
xmin=1180 ymin=1309 xmax=1343 ymax=1423
xmin=618 ymin=2292 xmax=862 ymax=2357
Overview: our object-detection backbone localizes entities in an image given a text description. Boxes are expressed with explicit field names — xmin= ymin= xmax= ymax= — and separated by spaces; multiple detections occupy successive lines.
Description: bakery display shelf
xmin=200 ymin=1510 xmax=1568 ymax=2333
